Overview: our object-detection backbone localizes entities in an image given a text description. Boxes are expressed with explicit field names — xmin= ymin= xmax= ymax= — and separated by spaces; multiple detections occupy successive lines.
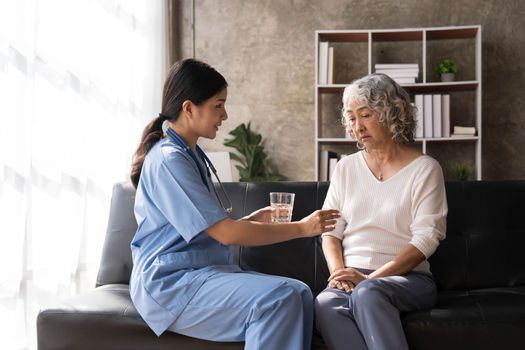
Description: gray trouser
xmin=314 ymin=269 xmax=436 ymax=350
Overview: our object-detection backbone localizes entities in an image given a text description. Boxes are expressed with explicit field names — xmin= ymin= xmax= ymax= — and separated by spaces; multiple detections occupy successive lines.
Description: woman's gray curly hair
xmin=341 ymin=73 xmax=416 ymax=149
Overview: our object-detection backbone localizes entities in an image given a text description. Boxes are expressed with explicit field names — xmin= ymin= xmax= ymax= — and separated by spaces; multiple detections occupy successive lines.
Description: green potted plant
xmin=450 ymin=161 xmax=472 ymax=181
xmin=437 ymin=59 xmax=457 ymax=82
xmin=223 ymin=122 xmax=287 ymax=182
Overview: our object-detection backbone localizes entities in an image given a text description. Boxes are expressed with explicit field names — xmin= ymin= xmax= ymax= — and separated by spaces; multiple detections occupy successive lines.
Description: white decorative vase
xmin=441 ymin=73 xmax=455 ymax=82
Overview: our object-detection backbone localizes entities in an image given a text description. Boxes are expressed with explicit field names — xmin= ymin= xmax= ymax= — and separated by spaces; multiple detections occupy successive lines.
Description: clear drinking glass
xmin=269 ymin=192 xmax=295 ymax=223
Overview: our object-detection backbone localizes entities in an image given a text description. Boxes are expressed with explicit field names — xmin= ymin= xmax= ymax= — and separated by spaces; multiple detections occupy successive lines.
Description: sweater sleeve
xmin=322 ymin=160 xmax=347 ymax=240
xmin=409 ymin=159 xmax=448 ymax=258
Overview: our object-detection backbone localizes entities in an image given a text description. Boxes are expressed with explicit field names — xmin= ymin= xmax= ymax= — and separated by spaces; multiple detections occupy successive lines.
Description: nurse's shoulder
xmin=146 ymin=138 xmax=188 ymax=168
xmin=139 ymin=139 xmax=187 ymax=188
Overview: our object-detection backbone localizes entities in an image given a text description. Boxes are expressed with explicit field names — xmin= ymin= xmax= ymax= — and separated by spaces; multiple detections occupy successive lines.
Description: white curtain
xmin=0 ymin=1 xmax=167 ymax=349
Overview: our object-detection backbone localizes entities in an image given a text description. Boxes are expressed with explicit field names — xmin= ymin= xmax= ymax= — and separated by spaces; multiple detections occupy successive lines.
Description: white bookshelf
xmin=315 ymin=25 xmax=482 ymax=180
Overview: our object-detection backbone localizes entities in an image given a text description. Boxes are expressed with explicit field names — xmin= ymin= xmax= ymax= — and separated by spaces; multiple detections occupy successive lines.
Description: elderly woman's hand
xmin=328 ymin=268 xmax=369 ymax=292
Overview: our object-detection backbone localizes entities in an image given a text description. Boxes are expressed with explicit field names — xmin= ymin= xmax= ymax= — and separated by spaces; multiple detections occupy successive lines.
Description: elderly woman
xmin=314 ymin=73 xmax=448 ymax=350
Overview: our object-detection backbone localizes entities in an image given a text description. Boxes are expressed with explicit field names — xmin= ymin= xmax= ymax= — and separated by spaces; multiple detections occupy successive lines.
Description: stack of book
xmin=451 ymin=126 xmax=477 ymax=138
xmin=374 ymin=63 xmax=419 ymax=84
xmin=413 ymin=94 xmax=451 ymax=138
xmin=318 ymin=42 xmax=335 ymax=84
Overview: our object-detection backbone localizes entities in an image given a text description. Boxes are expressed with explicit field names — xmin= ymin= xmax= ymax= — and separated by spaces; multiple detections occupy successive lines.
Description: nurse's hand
xmin=242 ymin=206 xmax=274 ymax=223
xmin=299 ymin=209 xmax=340 ymax=236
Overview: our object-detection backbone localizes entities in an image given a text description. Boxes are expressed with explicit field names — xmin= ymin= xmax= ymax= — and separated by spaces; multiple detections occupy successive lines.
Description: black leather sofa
xmin=37 ymin=181 xmax=525 ymax=350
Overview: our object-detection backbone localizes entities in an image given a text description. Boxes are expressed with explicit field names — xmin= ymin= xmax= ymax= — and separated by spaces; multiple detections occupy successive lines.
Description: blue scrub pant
xmin=314 ymin=269 xmax=436 ymax=350
xmin=167 ymin=269 xmax=313 ymax=350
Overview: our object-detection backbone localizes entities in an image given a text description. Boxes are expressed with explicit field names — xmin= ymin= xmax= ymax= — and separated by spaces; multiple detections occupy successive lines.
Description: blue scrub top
xmin=129 ymin=137 xmax=238 ymax=336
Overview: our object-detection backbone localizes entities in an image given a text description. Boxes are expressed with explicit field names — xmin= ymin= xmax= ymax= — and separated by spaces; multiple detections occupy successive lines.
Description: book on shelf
xmin=442 ymin=94 xmax=451 ymax=137
xmin=318 ymin=42 xmax=329 ymax=84
xmin=319 ymin=150 xmax=338 ymax=181
xmin=328 ymin=157 xmax=338 ymax=180
xmin=392 ymin=77 xmax=416 ymax=84
xmin=453 ymin=126 xmax=476 ymax=134
xmin=423 ymin=94 xmax=433 ymax=138
xmin=451 ymin=125 xmax=476 ymax=137
xmin=374 ymin=69 xmax=419 ymax=77
xmin=327 ymin=46 xmax=334 ymax=84
xmin=414 ymin=94 xmax=424 ymax=138
xmin=319 ymin=42 xmax=335 ymax=85
xmin=432 ymin=94 xmax=442 ymax=137
xmin=375 ymin=63 xmax=419 ymax=69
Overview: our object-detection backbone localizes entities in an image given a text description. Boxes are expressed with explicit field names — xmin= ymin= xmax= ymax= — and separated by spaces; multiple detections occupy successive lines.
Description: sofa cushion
xmin=37 ymin=284 xmax=244 ymax=350
xmin=403 ymin=286 xmax=525 ymax=350
xmin=96 ymin=182 xmax=137 ymax=287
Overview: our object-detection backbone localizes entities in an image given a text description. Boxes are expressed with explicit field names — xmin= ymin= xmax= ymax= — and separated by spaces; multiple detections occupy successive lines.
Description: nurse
xmin=129 ymin=58 xmax=339 ymax=350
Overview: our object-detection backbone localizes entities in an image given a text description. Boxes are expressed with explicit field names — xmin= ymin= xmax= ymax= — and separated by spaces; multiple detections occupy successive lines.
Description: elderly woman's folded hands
xmin=328 ymin=267 xmax=369 ymax=292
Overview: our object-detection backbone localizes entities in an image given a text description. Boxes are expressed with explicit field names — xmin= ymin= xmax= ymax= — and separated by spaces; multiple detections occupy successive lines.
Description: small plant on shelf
xmin=437 ymin=59 xmax=458 ymax=82
xmin=450 ymin=161 xmax=472 ymax=181
xmin=223 ymin=122 xmax=287 ymax=182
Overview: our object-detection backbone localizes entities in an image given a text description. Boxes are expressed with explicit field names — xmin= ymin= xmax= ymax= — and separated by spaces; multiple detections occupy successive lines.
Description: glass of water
xmin=269 ymin=192 xmax=295 ymax=223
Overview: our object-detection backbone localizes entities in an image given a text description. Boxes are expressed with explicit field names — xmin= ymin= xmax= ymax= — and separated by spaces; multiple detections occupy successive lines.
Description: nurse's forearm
xmin=206 ymin=218 xmax=308 ymax=246
xmin=207 ymin=208 xmax=340 ymax=245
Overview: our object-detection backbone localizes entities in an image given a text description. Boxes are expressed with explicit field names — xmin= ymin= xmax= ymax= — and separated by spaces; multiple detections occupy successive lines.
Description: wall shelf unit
xmin=315 ymin=25 xmax=482 ymax=181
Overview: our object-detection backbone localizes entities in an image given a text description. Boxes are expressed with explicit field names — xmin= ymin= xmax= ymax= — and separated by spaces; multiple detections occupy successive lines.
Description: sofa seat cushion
xmin=37 ymin=284 xmax=243 ymax=350
xmin=403 ymin=286 xmax=525 ymax=350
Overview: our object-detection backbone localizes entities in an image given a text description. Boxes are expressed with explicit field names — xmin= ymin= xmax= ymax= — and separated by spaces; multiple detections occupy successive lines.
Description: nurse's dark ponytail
xmin=130 ymin=59 xmax=227 ymax=188
xmin=130 ymin=115 xmax=166 ymax=188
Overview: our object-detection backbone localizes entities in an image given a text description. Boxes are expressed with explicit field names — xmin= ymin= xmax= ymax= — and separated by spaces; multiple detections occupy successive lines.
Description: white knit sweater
xmin=322 ymin=151 xmax=448 ymax=274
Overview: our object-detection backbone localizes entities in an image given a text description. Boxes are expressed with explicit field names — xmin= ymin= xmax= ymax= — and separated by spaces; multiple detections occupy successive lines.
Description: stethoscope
xmin=166 ymin=127 xmax=233 ymax=214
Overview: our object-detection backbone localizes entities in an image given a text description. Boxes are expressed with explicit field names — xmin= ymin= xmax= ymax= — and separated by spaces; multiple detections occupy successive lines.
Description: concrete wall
xmin=173 ymin=0 xmax=525 ymax=181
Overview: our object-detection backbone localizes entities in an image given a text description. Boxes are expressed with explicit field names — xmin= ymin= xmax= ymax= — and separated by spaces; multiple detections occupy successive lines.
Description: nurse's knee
xmin=280 ymin=282 xmax=311 ymax=307
xmin=259 ymin=281 xmax=309 ymax=312
xmin=288 ymin=279 xmax=313 ymax=304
